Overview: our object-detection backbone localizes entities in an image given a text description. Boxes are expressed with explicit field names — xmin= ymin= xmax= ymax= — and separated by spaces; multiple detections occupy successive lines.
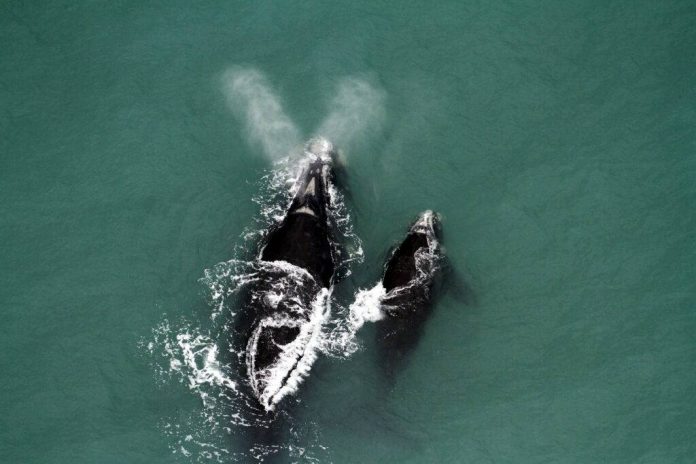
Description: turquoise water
xmin=2 ymin=1 xmax=695 ymax=462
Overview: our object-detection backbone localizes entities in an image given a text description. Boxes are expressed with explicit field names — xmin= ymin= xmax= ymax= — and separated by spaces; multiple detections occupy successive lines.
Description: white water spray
xmin=221 ymin=67 xmax=301 ymax=160
xmin=321 ymin=284 xmax=386 ymax=357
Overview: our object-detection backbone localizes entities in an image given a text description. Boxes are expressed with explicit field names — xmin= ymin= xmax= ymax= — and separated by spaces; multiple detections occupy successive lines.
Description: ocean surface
xmin=1 ymin=1 xmax=695 ymax=463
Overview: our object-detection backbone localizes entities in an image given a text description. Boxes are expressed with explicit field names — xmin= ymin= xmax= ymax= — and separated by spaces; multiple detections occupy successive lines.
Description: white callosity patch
xmin=410 ymin=209 xmax=438 ymax=236
xmin=293 ymin=206 xmax=316 ymax=216
xmin=304 ymin=177 xmax=316 ymax=195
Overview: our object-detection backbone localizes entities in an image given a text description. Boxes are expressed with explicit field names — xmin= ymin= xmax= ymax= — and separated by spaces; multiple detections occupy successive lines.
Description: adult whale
xmin=260 ymin=140 xmax=336 ymax=288
xmin=376 ymin=210 xmax=443 ymax=375
xmin=242 ymin=138 xmax=339 ymax=412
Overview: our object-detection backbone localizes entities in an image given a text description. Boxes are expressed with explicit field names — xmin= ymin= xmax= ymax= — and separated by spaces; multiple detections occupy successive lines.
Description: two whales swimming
xmin=241 ymin=138 xmax=442 ymax=412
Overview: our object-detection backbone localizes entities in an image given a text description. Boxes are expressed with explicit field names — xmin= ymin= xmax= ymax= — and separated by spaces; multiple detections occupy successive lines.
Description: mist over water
xmin=222 ymin=68 xmax=301 ymax=161
xmin=315 ymin=77 xmax=386 ymax=149
xmin=222 ymin=67 xmax=385 ymax=162
xmin=320 ymin=285 xmax=386 ymax=358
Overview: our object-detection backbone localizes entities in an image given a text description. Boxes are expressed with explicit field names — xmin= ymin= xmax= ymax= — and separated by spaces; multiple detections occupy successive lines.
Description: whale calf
xmin=376 ymin=210 xmax=443 ymax=374
xmin=242 ymin=138 xmax=339 ymax=411
xmin=382 ymin=211 xmax=441 ymax=308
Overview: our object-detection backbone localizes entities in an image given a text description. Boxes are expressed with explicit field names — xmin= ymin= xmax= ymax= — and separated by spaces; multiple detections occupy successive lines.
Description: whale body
xmin=382 ymin=210 xmax=441 ymax=311
xmin=260 ymin=145 xmax=335 ymax=288
xmin=242 ymin=139 xmax=338 ymax=411
xmin=376 ymin=211 xmax=442 ymax=374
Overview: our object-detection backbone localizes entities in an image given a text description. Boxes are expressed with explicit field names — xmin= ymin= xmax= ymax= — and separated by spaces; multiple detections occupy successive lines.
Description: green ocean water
xmin=2 ymin=1 xmax=696 ymax=462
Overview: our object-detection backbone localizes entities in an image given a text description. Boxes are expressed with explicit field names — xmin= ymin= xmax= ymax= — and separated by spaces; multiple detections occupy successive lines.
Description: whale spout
xmin=306 ymin=137 xmax=336 ymax=162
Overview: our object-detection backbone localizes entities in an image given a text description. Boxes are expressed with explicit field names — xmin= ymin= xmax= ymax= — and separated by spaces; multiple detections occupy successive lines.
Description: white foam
xmin=326 ymin=181 xmax=364 ymax=276
xmin=321 ymin=284 xmax=386 ymax=357
xmin=349 ymin=284 xmax=387 ymax=325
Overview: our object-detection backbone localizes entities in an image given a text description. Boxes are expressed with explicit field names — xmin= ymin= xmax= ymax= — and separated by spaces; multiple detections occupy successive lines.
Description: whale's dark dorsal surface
xmin=381 ymin=210 xmax=441 ymax=313
xmin=383 ymin=230 xmax=429 ymax=292
xmin=244 ymin=138 xmax=337 ymax=412
xmin=261 ymin=148 xmax=335 ymax=288
xmin=377 ymin=211 xmax=442 ymax=375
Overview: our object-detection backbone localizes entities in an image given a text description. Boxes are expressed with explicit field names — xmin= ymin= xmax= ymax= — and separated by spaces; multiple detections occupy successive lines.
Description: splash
xmin=315 ymin=76 xmax=386 ymax=149
xmin=321 ymin=284 xmax=386 ymax=357
xmin=221 ymin=68 xmax=301 ymax=161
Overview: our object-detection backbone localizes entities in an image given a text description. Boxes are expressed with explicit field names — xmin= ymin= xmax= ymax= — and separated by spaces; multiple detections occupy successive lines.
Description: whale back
xmin=383 ymin=232 xmax=429 ymax=291
xmin=261 ymin=158 xmax=335 ymax=288
xmin=261 ymin=215 xmax=334 ymax=287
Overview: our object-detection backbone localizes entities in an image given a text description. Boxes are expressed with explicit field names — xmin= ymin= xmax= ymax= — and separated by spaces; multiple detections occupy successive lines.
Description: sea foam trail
xmin=221 ymin=68 xmax=301 ymax=160
xmin=315 ymin=77 xmax=386 ymax=149
xmin=321 ymin=284 xmax=386 ymax=357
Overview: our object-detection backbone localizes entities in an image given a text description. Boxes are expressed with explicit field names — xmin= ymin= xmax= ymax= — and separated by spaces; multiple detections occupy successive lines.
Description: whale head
xmin=409 ymin=210 xmax=442 ymax=242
